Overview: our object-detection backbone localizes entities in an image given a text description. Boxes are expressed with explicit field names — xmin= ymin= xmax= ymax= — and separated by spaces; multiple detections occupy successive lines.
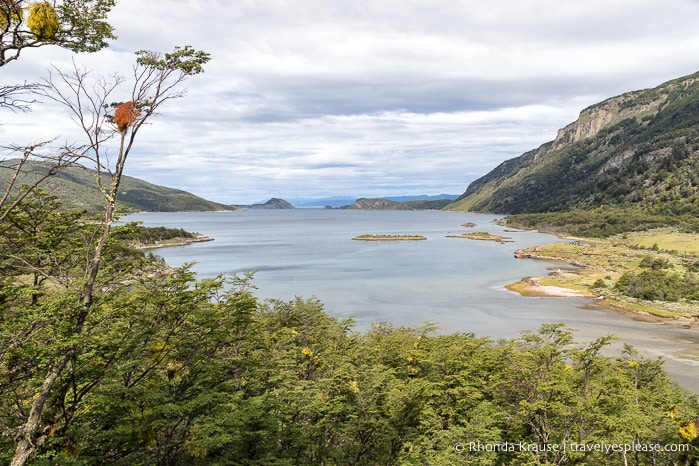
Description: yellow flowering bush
xmin=27 ymin=1 xmax=60 ymax=39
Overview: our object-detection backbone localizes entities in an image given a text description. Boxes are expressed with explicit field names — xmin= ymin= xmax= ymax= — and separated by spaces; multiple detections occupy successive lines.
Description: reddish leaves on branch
xmin=114 ymin=102 xmax=140 ymax=132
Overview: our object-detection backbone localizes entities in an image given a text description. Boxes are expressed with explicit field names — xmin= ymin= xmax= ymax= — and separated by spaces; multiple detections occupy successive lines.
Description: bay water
xmin=123 ymin=209 xmax=699 ymax=391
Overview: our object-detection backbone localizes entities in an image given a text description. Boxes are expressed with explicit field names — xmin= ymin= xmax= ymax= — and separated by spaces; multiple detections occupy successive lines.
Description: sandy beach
xmin=506 ymin=276 xmax=589 ymax=298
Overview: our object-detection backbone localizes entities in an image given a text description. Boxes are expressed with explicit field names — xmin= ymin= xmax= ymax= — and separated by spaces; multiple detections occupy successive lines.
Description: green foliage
xmin=639 ymin=255 xmax=671 ymax=270
xmin=4 ymin=259 xmax=698 ymax=465
xmin=2 ymin=38 xmax=213 ymax=464
xmin=114 ymin=222 xmax=196 ymax=242
xmin=615 ymin=270 xmax=699 ymax=302
xmin=501 ymin=207 xmax=699 ymax=238
xmin=135 ymin=46 xmax=211 ymax=76
xmin=592 ymin=278 xmax=607 ymax=289
xmin=346 ymin=197 xmax=454 ymax=210
xmin=0 ymin=0 xmax=116 ymax=67
xmin=0 ymin=189 xmax=96 ymax=302
xmin=54 ymin=0 xmax=116 ymax=53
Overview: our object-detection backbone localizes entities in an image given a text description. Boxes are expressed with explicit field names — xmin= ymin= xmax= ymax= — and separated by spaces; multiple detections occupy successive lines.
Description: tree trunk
xmin=11 ymin=353 xmax=71 ymax=466
xmin=10 ymin=138 xmax=125 ymax=466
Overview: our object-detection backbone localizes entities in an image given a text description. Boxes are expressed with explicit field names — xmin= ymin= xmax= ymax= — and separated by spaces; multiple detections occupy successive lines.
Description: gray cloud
xmin=3 ymin=0 xmax=699 ymax=204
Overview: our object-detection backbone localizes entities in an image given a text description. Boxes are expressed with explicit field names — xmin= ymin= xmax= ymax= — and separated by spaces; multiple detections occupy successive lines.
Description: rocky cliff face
xmin=553 ymin=90 xmax=669 ymax=150
xmin=552 ymin=74 xmax=699 ymax=150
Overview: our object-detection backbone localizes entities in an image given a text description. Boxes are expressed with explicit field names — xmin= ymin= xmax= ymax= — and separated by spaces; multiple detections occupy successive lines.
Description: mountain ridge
xmin=0 ymin=160 xmax=234 ymax=213
xmin=447 ymin=70 xmax=699 ymax=222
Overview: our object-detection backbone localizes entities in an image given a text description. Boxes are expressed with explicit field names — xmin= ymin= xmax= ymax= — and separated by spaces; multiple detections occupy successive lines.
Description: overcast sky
xmin=4 ymin=0 xmax=699 ymax=204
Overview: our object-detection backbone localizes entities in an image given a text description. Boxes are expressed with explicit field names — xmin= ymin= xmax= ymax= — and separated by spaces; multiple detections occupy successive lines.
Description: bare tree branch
xmin=37 ymin=62 xmax=123 ymax=198
xmin=0 ymin=141 xmax=84 ymax=224
xmin=0 ymin=82 xmax=44 ymax=112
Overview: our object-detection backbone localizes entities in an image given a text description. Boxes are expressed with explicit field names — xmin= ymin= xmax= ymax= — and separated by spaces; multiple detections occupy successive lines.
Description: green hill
xmin=448 ymin=71 xmax=699 ymax=225
xmin=0 ymin=160 xmax=233 ymax=212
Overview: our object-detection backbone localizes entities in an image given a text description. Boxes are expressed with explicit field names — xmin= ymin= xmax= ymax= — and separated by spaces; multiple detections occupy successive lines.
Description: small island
xmin=446 ymin=231 xmax=513 ymax=243
xmin=352 ymin=234 xmax=427 ymax=241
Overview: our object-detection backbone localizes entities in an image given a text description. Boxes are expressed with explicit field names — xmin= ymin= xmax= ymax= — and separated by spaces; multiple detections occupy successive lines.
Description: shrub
xmin=639 ymin=255 xmax=670 ymax=270
xmin=592 ymin=278 xmax=607 ymax=289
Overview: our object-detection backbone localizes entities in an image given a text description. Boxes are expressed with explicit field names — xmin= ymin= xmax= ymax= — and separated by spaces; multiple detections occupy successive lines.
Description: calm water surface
xmin=124 ymin=210 xmax=699 ymax=391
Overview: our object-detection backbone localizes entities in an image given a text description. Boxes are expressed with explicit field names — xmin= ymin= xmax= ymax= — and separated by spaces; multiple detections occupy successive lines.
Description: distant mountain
xmin=292 ymin=194 xmax=458 ymax=207
xmin=245 ymin=198 xmax=295 ymax=209
xmin=447 ymin=71 xmax=699 ymax=218
xmin=341 ymin=197 xmax=454 ymax=210
xmin=291 ymin=196 xmax=358 ymax=208
xmin=0 ymin=160 xmax=232 ymax=212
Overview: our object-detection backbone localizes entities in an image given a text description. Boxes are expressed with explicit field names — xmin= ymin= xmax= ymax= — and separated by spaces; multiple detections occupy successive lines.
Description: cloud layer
xmin=3 ymin=0 xmax=699 ymax=204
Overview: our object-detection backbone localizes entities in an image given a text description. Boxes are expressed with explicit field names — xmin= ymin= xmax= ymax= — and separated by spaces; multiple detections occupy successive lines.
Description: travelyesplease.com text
xmin=455 ymin=441 xmax=691 ymax=454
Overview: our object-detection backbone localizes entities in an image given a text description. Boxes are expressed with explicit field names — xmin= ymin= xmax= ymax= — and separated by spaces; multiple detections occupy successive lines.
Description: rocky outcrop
xmin=552 ymin=74 xmax=699 ymax=150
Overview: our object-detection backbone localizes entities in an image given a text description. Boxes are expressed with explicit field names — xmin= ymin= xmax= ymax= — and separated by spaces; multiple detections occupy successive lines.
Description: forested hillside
xmin=448 ymin=72 xmax=699 ymax=227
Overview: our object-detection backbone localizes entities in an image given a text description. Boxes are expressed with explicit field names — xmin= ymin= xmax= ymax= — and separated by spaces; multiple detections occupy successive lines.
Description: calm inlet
xmin=124 ymin=209 xmax=699 ymax=392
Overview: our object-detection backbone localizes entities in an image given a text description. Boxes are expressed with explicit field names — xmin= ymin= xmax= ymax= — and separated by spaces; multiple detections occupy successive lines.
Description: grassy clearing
xmin=620 ymin=228 xmax=699 ymax=255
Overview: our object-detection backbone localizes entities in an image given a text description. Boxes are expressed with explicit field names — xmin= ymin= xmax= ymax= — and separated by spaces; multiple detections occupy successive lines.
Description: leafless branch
xmin=37 ymin=61 xmax=123 ymax=198
xmin=0 ymin=82 xmax=44 ymax=112
xmin=0 ymin=141 xmax=83 ymax=223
